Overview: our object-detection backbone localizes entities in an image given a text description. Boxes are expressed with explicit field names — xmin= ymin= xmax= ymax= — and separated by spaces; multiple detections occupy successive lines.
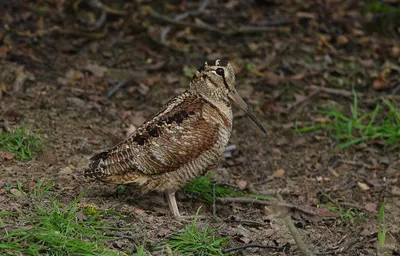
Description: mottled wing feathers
xmin=83 ymin=92 xmax=220 ymax=181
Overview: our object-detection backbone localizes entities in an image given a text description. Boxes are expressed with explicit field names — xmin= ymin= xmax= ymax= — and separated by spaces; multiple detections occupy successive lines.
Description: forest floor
xmin=0 ymin=0 xmax=399 ymax=255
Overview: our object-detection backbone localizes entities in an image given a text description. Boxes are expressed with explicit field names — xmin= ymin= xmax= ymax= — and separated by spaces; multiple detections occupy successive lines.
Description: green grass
xmin=296 ymin=92 xmax=400 ymax=149
xmin=318 ymin=193 xmax=367 ymax=226
xmin=185 ymin=174 xmax=275 ymax=202
xmin=0 ymin=181 xmax=135 ymax=256
xmin=135 ymin=232 xmax=151 ymax=256
xmin=0 ymin=127 xmax=44 ymax=161
xmin=378 ymin=199 xmax=388 ymax=249
xmin=167 ymin=208 xmax=228 ymax=256
xmin=365 ymin=1 xmax=400 ymax=14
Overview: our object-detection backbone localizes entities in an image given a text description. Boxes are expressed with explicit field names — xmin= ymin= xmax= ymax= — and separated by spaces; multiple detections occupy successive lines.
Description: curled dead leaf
xmin=373 ymin=67 xmax=391 ymax=91
xmin=272 ymin=168 xmax=285 ymax=177
xmin=337 ymin=35 xmax=349 ymax=45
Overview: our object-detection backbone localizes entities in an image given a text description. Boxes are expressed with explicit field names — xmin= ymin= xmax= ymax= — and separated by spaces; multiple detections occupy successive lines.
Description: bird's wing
xmin=83 ymin=91 xmax=222 ymax=180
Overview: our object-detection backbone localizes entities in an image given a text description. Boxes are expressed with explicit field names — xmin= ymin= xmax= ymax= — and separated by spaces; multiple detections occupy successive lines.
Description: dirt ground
xmin=1 ymin=0 xmax=400 ymax=255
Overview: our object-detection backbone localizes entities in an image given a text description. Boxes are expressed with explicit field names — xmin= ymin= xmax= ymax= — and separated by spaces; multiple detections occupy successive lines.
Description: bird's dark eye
xmin=216 ymin=68 xmax=224 ymax=76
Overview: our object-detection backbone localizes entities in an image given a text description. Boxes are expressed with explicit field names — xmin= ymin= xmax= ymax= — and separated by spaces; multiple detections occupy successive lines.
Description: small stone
xmin=379 ymin=156 xmax=391 ymax=165
xmin=337 ymin=35 xmax=349 ymax=45
xmin=66 ymin=97 xmax=86 ymax=108
xmin=391 ymin=186 xmax=400 ymax=196
xmin=134 ymin=207 xmax=145 ymax=215
xmin=157 ymin=228 xmax=169 ymax=237
xmin=10 ymin=188 xmax=24 ymax=198
xmin=84 ymin=64 xmax=107 ymax=77
xmin=271 ymin=148 xmax=281 ymax=160
xmin=357 ymin=182 xmax=370 ymax=191
xmin=236 ymin=180 xmax=247 ymax=190
xmin=59 ymin=166 xmax=73 ymax=175
xmin=239 ymin=236 xmax=252 ymax=244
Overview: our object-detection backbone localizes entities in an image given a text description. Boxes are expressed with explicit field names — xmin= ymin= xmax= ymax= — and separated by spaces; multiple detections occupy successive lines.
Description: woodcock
xmin=82 ymin=59 xmax=266 ymax=218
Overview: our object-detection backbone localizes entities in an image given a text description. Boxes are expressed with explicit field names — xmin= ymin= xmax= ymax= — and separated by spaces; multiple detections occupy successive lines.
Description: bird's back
xmin=83 ymin=90 xmax=232 ymax=192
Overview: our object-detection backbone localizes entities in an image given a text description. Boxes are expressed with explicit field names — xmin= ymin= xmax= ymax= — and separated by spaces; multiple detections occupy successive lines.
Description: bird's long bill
xmin=228 ymin=89 xmax=266 ymax=134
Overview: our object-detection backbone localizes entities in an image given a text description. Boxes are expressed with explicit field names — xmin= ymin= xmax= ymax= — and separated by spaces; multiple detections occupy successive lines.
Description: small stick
xmin=222 ymin=244 xmax=284 ymax=253
xmin=307 ymin=85 xmax=400 ymax=103
xmin=277 ymin=194 xmax=314 ymax=256
xmin=307 ymin=85 xmax=354 ymax=98
xmin=148 ymin=9 xmax=286 ymax=36
xmin=149 ymin=9 xmax=224 ymax=34
xmin=226 ymin=217 xmax=267 ymax=227
xmin=217 ymin=197 xmax=316 ymax=216
xmin=287 ymin=88 xmax=321 ymax=112
xmin=107 ymin=81 xmax=129 ymax=98
xmin=248 ymin=187 xmax=298 ymax=196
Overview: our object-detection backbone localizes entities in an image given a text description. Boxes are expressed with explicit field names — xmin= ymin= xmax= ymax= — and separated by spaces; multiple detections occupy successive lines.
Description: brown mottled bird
xmin=82 ymin=60 xmax=266 ymax=218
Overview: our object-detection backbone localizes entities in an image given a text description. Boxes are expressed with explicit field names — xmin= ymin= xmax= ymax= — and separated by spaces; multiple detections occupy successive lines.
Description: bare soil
xmin=1 ymin=0 xmax=399 ymax=255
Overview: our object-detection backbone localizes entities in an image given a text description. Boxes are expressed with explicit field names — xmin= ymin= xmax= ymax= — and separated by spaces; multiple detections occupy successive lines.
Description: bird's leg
xmin=166 ymin=191 xmax=206 ymax=220
xmin=166 ymin=190 xmax=181 ymax=218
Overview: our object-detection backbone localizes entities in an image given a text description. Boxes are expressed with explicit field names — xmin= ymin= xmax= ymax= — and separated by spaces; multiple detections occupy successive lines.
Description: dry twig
xmin=225 ymin=217 xmax=267 ymax=227
xmin=277 ymin=194 xmax=314 ymax=256
xmin=222 ymin=243 xmax=284 ymax=253
xmin=148 ymin=8 xmax=286 ymax=36
xmin=217 ymin=197 xmax=316 ymax=216
xmin=307 ymin=85 xmax=400 ymax=104
xmin=287 ymin=88 xmax=321 ymax=112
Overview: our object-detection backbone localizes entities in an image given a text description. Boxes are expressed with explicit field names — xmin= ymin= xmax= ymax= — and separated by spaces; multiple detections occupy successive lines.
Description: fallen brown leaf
xmin=0 ymin=151 xmax=15 ymax=160
xmin=84 ymin=64 xmax=108 ymax=78
xmin=239 ymin=236 xmax=252 ymax=244
xmin=373 ymin=67 xmax=391 ymax=90
xmin=291 ymin=72 xmax=306 ymax=80
xmin=264 ymin=71 xmax=281 ymax=86
xmin=134 ymin=207 xmax=145 ymax=215
xmin=337 ymin=35 xmax=349 ymax=45
xmin=10 ymin=188 xmax=25 ymax=198
xmin=65 ymin=69 xmax=84 ymax=80
xmin=316 ymin=207 xmax=338 ymax=217
xmin=0 ymin=45 xmax=9 ymax=58
xmin=296 ymin=12 xmax=316 ymax=19
xmin=357 ymin=58 xmax=374 ymax=68
xmin=363 ymin=202 xmax=377 ymax=213
xmin=272 ymin=169 xmax=285 ymax=177
xmin=391 ymin=45 xmax=400 ymax=58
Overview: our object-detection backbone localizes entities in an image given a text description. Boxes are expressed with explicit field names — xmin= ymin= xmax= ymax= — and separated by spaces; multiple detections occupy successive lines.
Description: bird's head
xmin=190 ymin=59 xmax=266 ymax=134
